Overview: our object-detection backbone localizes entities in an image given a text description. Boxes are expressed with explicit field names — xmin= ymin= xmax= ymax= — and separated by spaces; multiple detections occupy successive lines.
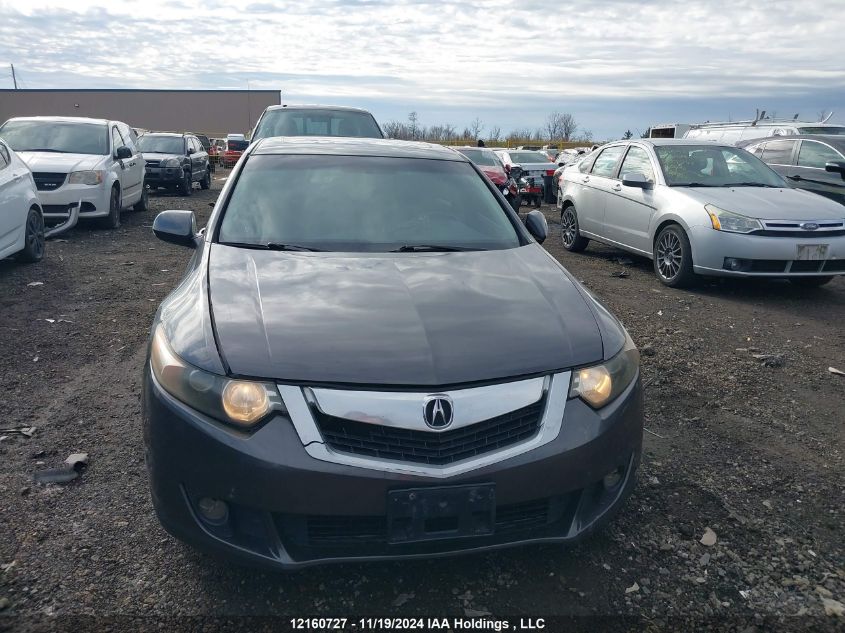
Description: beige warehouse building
xmin=0 ymin=89 xmax=281 ymax=137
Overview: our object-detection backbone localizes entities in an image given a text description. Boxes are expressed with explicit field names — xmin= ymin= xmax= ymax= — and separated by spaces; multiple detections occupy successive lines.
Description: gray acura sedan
xmin=143 ymin=137 xmax=643 ymax=568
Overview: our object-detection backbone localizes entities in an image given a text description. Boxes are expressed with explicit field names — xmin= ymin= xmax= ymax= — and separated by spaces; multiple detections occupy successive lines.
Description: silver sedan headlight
xmin=705 ymin=204 xmax=763 ymax=234
xmin=150 ymin=325 xmax=283 ymax=427
xmin=569 ymin=332 xmax=639 ymax=409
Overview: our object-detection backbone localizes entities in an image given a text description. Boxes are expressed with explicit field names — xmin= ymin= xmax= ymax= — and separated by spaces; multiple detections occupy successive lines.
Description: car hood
xmin=680 ymin=186 xmax=845 ymax=220
xmin=17 ymin=151 xmax=104 ymax=173
xmin=141 ymin=152 xmax=183 ymax=161
xmin=208 ymin=244 xmax=604 ymax=386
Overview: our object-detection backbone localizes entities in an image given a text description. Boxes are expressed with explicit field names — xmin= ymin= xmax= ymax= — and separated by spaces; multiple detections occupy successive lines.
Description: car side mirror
xmin=187 ymin=147 xmax=195 ymax=155
xmin=153 ymin=210 xmax=197 ymax=248
xmin=504 ymin=164 xmax=511 ymax=174
xmin=524 ymin=210 xmax=548 ymax=243
xmin=825 ymin=161 xmax=845 ymax=177
xmin=115 ymin=146 xmax=132 ymax=160
xmin=621 ymin=172 xmax=654 ymax=189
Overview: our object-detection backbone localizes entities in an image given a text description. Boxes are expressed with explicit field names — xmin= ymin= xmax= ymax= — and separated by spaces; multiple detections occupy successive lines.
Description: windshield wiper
xmin=219 ymin=241 xmax=324 ymax=252
xmin=672 ymin=182 xmax=720 ymax=187
xmin=24 ymin=148 xmax=70 ymax=153
xmin=728 ymin=182 xmax=781 ymax=188
xmin=390 ymin=244 xmax=483 ymax=252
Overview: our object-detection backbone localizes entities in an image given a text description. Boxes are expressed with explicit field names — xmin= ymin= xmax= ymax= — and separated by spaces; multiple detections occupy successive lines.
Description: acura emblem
xmin=423 ymin=395 xmax=454 ymax=429
xmin=801 ymin=222 xmax=820 ymax=231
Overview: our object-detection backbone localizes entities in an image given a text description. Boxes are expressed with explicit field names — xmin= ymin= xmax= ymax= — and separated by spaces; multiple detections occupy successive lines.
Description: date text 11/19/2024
xmin=290 ymin=617 xmax=547 ymax=631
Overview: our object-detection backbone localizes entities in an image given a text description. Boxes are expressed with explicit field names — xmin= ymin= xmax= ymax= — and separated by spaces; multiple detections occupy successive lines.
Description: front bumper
xmin=142 ymin=368 xmax=643 ymax=569
xmin=38 ymin=183 xmax=111 ymax=220
xmin=145 ymin=166 xmax=184 ymax=186
xmin=690 ymin=226 xmax=845 ymax=277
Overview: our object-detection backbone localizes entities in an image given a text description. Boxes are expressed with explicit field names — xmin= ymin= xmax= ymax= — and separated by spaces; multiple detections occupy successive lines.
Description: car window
xmin=227 ymin=139 xmax=249 ymax=151
xmin=590 ymin=146 xmax=625 ymax=177
xmin=761 ymin=140 xmax=796 ymax=165
xmin=118 ymin=123 xmax=137 ymax=152
xmin=654 ymin=145 xmax=785 ymax=187
xmin=454 ymin=148 xmax=500 ymax=167
xmin=217 ymin=155 xmax=522 ymax=252
xmin=618 ymin=146 xmax=655 ymax=182
xmin=507 ymin=151 xmax=549 ymax=163
xmin=797 ymin=141 xmax=843 ymax=169
xmin=253 ymin=109 xmax=383 ymax=140
xmin=0 ymin=142 xmax=8 ymax=169
xmin=0 ymin=120 xmax=109 ymax=155
xmin=111 ymin=126 xmax=125 ymax=153
xmin=798 ymin=127 xmax=845 ymax=135
xmin=138 ymin=135 xmax=185 ymax=154
xmin=746 ymin=143 xmax=765 ymax=158
xmin=190 ymin=138 xmax=201 ymax=153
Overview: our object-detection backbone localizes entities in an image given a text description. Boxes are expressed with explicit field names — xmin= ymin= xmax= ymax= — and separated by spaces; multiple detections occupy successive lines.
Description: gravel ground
xmin=0 ymin=173 xmax=843 ymax=632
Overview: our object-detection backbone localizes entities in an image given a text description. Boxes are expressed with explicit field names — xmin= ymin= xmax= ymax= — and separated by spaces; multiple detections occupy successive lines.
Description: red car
xmin=453 ymin=147 xmax=521 ymax=210
xmin=221 ymin=137 xmax=249 ymax=168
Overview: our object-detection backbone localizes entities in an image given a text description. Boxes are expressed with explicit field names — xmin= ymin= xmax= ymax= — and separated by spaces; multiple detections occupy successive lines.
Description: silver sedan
xmin=558 ymin=139 xmax=845 ymax=287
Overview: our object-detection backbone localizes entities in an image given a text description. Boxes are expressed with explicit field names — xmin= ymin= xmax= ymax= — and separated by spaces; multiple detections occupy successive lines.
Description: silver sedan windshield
xmin=655 ymin=145 xmax=786 ymax=188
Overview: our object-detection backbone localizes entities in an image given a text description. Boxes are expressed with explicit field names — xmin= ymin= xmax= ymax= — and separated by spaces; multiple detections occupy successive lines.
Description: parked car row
xmin=556 ymin=139 xmax=845 ymax=287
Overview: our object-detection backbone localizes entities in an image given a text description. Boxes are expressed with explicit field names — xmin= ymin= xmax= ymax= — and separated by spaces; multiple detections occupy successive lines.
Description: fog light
xmin=603 ymin=469 xmax=623 ymax=490
xmin=197 ymin=497 xmax=229 ymax=525
xmin=723 ymin=257 xmax=747 ymax=272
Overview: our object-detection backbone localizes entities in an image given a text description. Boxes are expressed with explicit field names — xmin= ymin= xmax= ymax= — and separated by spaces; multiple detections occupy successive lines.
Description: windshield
xmin=253 ymin=109 xmax=384 ymax=141
xmin=0 ymin=120 xmax=108 ymax=155
xmin=655 ymin=145 xmax=786 ymax=187
xmin=226 ymin=140 xmax=249 ymax=151
xmin=508 ymin=151 xmax=550 ymax=163
xmin=138 ymin=135 xmax=184 ymax=154
xmin=454 ymin=148 xmax=501 ymax=167
xmin=797 ymin=127 xmax=845 ymax=135
xmin=217 ymin=155 xmax=521 ymax=252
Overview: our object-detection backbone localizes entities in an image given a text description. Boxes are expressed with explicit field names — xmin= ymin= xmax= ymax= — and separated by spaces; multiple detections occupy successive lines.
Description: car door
xmin=603 ymin=145 xmax=658 ymax=254
xmin=759 ymin=139 xmax=798 ymax=181
xmin=118 ymin=123 xmax=144 ymax=202
xmin=576 ymin=144 xmax=626 ymax=237
xmin=0 ymin=141 xmax=21 ymax=255
xmin=188 ymin=137 xmax=206 ymax=180
xmin=111 ymin=125 xmax=139 ymax=206
xmin=789 ymin=140 xmax=845 ymax=204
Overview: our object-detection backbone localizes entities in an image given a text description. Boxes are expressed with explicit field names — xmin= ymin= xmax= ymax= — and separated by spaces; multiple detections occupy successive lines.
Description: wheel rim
xmin=656 ymin=231 xmax=682 ymax=279
xmin=561 ymin=209 xmax=577 ymax=247
xmin=27 ymin=212 xmax=44 ymax=258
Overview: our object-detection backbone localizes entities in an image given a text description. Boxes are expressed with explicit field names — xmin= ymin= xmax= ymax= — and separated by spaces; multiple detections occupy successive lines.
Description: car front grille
xmin=757 ymin=220 xmax=845 ymax=238
xmin=145 ymin=160 xmax=161 ymax=168
xmin=313 ymin=400 xmax=545 ymax=466
xmin=32 ymin=172 xmax=66 ymax=191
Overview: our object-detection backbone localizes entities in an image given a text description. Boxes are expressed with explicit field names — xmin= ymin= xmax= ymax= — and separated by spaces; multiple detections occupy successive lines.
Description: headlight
xmin=67 ymin=170 xmax=104 ymax=185
xmin=705 ymin=204 xmax=763 ymax=234
xmin=161 ymin=158 xmax=181 ymax=168
xmin=149 ymin=325 xmax=283 ymax=427
xmin=569 ymin=332 xmax=639 ymax=408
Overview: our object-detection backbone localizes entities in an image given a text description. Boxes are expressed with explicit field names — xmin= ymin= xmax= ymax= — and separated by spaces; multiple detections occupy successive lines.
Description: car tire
xmin=200 ymin=168 xmax=211 ymax=190
xmin=18 ymin=207 xmax=45 ymax=263
xmin=534 ymin=196 xmax=541 ymax=208
xmin=179 ymin=171 xmax=192 ymax=196
xmin=512 ymin=194 xmax=522 ymax=211
xmin=133 ymin=184 xmax=149 ymax=212
xmin=788 ymin=276 xmax=834 ymax=288
xmin=98 ymin=185 xmax=121 ymax=230
xmin=653 ymin=224 xmax=696 ymax=287
xmin=560 ymin=205 xmax=589 ymax=252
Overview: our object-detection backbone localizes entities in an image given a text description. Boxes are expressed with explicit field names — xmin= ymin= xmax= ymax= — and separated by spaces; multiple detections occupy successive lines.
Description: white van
xmin=0 ymin=116 xmax=148 ymax=229
xmin=683 ymin=119 xmax=845 ymax=144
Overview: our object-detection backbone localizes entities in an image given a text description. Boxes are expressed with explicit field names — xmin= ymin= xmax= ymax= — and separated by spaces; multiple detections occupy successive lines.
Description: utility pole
xmin=11 ymin=64 xmax=17 ymax=89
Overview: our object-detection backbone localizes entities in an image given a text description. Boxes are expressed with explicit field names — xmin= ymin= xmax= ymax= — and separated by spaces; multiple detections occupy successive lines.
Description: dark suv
xmin=138 ymin=133 xmax=211 ymax=196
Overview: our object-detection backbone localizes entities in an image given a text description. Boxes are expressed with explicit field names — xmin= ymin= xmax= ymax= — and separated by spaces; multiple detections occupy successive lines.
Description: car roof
xmin=5 ymin=116 xmax=111 ymax=126
xmin=252 ymin=137 xmax=468 ymax=161
xmin=261 ymin=104 xmax=373 ymax=114
xmin=636 ymin=138 xmax=745 ymax=147
xmin=739 ymin=134 xmax=845 ymax=146
xmin=143 ymin=132 xmax=185 ymax=137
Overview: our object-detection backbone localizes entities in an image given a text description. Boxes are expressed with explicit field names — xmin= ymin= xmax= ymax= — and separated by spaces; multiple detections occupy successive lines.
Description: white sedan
xmin=559 ymin=139 xmax=845 ymax=287
xmin=0 ymin=139 xmax=45 ymax=263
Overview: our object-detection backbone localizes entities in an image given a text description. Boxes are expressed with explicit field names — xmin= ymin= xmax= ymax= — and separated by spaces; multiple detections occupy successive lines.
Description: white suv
xmin=0 ymin=116 xmax=148 ymax=229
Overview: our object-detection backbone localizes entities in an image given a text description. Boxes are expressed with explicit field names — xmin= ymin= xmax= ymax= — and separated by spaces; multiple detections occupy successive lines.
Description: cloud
xmin=0 ymin=0 xmax=843 ymax=137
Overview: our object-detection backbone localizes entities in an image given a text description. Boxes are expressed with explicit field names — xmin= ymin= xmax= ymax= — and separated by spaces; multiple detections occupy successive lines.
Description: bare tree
xmin=560 ymin=113 xmax=578 ymax=141
xmin=488 ymin=125 xmax=501 ymax=142
xmin=468 ymin=117 xmax=484 ymax=141
xmin=579 ymin=129 xmax=594 ymax=143
xmin=408 ymin=112 xmax=419 ymax=140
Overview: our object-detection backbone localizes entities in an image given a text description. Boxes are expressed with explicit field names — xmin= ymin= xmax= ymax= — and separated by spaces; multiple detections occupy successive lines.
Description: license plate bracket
xmin=387 ymin=484 xmax=496 ymax=544
xmin=796 ymin=244 xmax=829 ymax=261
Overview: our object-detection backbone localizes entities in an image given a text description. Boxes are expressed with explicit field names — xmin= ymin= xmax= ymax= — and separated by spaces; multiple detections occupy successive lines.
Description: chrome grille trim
xmin=278 ymin=372 xmax=570 ymax=478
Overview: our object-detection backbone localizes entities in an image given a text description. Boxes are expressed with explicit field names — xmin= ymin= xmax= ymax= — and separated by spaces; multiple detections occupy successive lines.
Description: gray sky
xmin=1 ymin=0 xmax=843 ymax=139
